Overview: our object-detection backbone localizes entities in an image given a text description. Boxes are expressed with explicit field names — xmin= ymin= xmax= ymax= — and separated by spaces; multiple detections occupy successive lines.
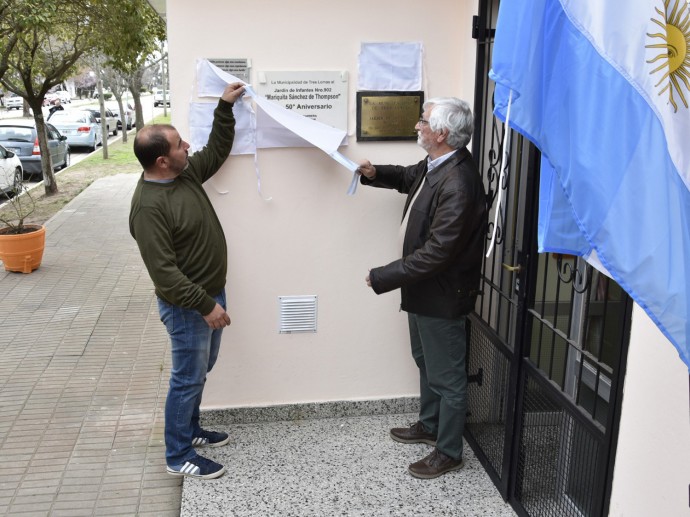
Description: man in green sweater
xmin=129 ymin=82 xmax=245 ymax=480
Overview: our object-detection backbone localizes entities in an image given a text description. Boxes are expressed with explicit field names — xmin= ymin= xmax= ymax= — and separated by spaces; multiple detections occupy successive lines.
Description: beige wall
xmin=166 ymin=0 xmax=479 ymax=408
xmin=610 ymin=305 xmax=690 ymax=516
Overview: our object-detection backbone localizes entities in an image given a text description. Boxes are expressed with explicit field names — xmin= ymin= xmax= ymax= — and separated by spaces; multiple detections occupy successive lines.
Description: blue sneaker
xmin=192 ymin=429 xmax=230 ymax=448
xmin=166 ymin=454 xmax=225 ymax=479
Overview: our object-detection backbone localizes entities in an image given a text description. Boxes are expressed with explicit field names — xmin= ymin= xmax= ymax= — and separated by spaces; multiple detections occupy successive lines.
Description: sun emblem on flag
xmin=646 ymin=0 xmax=690 ymax=111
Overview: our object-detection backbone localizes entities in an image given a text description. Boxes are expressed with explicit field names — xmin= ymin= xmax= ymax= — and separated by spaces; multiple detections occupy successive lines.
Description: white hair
xmin=424 ymin=97 xmax=473 ymax=149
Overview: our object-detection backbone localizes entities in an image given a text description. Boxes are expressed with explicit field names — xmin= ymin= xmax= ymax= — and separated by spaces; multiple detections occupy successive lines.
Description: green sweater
xmin=129 ymin=99 xmax=236 ymax=315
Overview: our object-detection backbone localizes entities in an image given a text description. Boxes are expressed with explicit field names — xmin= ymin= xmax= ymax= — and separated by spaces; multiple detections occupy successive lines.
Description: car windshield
xmin=0 ymin=126 xmax=34 ymax=142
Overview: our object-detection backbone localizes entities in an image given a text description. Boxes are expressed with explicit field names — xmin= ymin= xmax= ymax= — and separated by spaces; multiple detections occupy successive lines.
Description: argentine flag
xmin=490 ymin=0 xmax=690 ymax=370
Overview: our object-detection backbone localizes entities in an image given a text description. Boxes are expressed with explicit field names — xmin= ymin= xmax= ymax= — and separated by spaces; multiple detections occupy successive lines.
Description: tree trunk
xmin=30 ymin=101 xmax=58 ymax=196
xmin=113 ymin=93 xmax=128 ymax=144
xmin=97 ymin=79 xmax=108 ymax=159
xmin=128 ymin=71 xmax=145 ymax=132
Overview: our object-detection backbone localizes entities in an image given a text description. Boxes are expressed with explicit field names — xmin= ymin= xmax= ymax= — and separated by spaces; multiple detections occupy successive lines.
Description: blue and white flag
xmin=490 ymin=0 xmax=690 ymax=370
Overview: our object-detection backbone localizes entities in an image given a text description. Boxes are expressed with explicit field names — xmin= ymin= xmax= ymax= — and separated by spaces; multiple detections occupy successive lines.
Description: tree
xmin=72 ymin=67 xmax=97 ymax=99
xmin=0 ymin=0 xmax=102 ymax=195
xmin=126 ymin=54 xmax=165 ymax=132
xmin=0 ymin=0 xmax=164 ymax=195
xmin=99 ymin=0 xmax=166 ymax=132
xmin=100 ymin=63 xmax=136 ymax=143
xmin=0 ymin=0 xmax=19 ymax=81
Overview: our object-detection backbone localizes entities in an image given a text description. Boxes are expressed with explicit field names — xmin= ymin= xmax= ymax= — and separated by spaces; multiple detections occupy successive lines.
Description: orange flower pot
xmin=0 ymin=225 xmax=46 ymax=273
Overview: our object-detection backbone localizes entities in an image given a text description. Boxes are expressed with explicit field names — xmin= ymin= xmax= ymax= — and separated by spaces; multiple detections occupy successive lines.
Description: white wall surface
xmin=165 ymin=0 xmax=479 ymax=408
xmin=609 ymin=304 xmax=690 ymax=516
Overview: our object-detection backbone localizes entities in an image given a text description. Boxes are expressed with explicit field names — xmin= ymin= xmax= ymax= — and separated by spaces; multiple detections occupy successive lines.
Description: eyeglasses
xmin=418 ymin=117 xmax=430 ymax=126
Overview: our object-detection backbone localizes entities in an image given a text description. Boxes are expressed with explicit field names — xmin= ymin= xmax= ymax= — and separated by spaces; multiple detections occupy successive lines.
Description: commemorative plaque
xmin=356 ymin=91 xmax=424 ymax=141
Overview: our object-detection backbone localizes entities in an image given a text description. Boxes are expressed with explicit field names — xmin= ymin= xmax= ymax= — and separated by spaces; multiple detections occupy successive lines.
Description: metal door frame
xmin=466 ymin=2 xmax=632 ymax=515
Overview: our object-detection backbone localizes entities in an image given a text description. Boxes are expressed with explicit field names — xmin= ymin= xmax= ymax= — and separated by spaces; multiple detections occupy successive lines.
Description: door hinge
xmin=472 ymin=15 xmax=479 ymax=40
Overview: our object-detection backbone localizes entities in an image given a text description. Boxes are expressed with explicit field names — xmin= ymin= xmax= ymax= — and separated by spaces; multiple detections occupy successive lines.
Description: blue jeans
xmin=157 ymin=289 xmax=225 ymax=466
xmin=408 ymin=312 xmax=467 ymax=460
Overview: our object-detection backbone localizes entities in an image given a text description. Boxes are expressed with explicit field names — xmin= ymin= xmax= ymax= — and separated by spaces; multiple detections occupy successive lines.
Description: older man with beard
xmin=357 ymin=97 xmax=487 ymax=479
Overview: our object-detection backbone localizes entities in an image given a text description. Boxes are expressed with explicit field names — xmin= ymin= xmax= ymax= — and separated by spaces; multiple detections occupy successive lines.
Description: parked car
xmin=5 ymin=95 xmax=23 ymax=110
xmin=44 ymin=93 xmax=59 ymax=106
xmin=47 ymin=110 xmax=102 ymax=152
xmin=106 ymin=102 xmax=135 ymax=130
xmin=80 ymin=108 xmax=118 ymax=136
xmin=0 ymin=119 xmax=70 ymax=178
xmin=154 ymin=89 xmax=170 ymax=107
xmin=55 ymin=91 xmax=71 ymax=103
xmin=0 ymin=144 xmax=23 ymax=195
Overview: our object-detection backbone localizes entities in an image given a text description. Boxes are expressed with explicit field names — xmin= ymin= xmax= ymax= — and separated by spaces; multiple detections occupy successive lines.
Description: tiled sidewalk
xmin=0 ymin=174 xmax=181 ymax=516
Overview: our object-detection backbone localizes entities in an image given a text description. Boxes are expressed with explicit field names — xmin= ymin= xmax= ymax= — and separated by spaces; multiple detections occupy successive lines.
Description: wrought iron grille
xmin=515 ymin=370 xmax=603 ymax=517
xmin=466 ymin=316 xmax=510 ymax=477
xmin=527 ymin=255 xmax=631 ymax=427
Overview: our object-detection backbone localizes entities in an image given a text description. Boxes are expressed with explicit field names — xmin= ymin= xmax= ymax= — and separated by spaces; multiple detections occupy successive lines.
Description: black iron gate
xmin=466 ymin=2 xmax=633 ymax=516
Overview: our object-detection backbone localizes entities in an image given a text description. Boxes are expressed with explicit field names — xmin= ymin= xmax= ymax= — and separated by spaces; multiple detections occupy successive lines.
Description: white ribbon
xmin=197 ymin=60 xmax=358 ymax=195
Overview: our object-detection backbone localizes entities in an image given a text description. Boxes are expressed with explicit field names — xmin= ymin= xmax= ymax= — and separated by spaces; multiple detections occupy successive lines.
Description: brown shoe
xmin=408 ymin=448 xmax=464 ymax=479
xmin=390 ymin=421 xmax=437 ymax=445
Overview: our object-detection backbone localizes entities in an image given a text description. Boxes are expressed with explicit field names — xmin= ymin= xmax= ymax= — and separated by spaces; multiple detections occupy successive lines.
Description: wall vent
xmin=278 ymin=295 xmax=318 ymax=334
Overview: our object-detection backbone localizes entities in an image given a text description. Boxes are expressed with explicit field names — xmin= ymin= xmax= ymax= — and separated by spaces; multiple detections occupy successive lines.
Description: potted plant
xmin=0 ymin=179 xmax=46 ymax=274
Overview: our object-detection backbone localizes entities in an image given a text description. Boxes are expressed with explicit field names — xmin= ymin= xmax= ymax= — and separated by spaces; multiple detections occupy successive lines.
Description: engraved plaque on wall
xmin=356 ymin=91 xmax=424 ymax=141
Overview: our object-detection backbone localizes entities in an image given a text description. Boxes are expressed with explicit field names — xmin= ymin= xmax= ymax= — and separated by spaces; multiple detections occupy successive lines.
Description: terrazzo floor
xmin=181 ymin=413 xmax=516 ymax=516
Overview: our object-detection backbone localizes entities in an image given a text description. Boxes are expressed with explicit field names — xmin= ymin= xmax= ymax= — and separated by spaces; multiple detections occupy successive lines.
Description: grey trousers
xmin=408 ymin=312 xmax=468 ymax=460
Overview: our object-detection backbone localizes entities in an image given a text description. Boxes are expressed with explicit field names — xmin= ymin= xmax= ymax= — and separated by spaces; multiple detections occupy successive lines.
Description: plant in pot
xmin=0 ymin=179 xmax=46 ymax=274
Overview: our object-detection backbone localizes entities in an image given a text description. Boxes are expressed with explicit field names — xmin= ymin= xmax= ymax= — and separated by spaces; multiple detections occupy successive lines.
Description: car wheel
xmin=61 ymin=150 xmax=70 ymax=170
xmin=112 ymin=126 xmax=118 ymax=136
xmin=13 ymin=167 xmax=22 ymax=190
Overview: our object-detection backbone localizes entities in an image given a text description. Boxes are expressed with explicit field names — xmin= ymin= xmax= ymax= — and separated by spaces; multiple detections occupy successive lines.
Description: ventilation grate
xmin=278 ymin=295 xmax=318 ymax=333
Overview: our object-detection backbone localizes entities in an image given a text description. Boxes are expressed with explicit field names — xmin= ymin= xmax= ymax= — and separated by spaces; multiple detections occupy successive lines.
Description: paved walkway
xmin=0 ymin=174 xmax=181 ymax=516
xmin=0 ymin=173 xmax=515 ymax=516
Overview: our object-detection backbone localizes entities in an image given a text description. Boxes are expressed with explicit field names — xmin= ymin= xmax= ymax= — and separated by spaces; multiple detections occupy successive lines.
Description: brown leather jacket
xmin=362 ymin=148 xmax=487 ymax=318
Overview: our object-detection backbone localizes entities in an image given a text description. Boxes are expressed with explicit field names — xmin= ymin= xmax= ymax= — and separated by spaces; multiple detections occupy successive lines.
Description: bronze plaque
xmin=356 ymin=91 xmax=424 ymax=141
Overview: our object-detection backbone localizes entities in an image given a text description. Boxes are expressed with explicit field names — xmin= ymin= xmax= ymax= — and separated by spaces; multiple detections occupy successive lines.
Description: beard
xmin=417 ymin=133 xmax=431 ymax=153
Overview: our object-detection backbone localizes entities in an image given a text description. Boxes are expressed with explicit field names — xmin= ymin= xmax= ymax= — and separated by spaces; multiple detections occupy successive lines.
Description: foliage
xmin=0 ymin=1 xmax=19 ymax=81
xmin=0 ymin=0 xmax=107 ymax=195
xmin=100 ymin=0 xmax=166 ymax=132
xmin=0 ymin=0 xmax=165 ymax=195
xmin=1 ymin=0 xmax=101 ymax=97
xmin=0 ymin=181 xmax=36 ymax=234
xmin=101 ymin=0 xmax=166 ymax=73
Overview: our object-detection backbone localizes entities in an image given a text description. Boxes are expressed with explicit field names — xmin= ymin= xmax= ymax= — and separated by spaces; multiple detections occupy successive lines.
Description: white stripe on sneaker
xmin=180 ymin=462 xmax=199 ymax=476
